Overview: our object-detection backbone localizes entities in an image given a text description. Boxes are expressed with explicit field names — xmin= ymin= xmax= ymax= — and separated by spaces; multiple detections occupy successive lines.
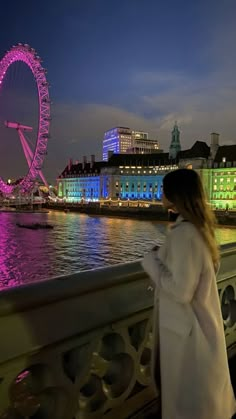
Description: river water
xmin=0 ymin=210 xmax=236 ymax=290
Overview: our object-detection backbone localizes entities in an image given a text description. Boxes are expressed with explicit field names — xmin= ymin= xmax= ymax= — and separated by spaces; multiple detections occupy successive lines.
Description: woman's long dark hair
xmin=163 ymin=169 xmax=219 ymax=267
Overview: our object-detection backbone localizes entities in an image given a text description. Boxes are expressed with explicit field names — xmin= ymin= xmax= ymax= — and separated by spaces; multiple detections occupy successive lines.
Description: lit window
xmin=222 ymin=157 xmax=226 ymax=163
xmin=220 ymin=185 xmax=223 ymax=190
xmin=213 ymin=185 xmax=217 ymax=191
xmin=220 ymin=178 xmax=223 ymax=183
xmin=227 ymin=178 xmax=230 ymax=183
xmin=214 ymin=179 xmax=217 ymax=183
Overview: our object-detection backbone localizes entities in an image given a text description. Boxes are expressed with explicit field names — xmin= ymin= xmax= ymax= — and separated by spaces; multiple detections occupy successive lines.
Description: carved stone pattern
xmin=0 ymin=278 xmax=235 ymax=418
xmin=0 ymin=311 xmax=154 ymax=419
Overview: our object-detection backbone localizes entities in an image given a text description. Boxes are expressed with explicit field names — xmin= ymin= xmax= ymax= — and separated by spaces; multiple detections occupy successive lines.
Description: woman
xmin=142 ymin=168 xmax=236 ymax=419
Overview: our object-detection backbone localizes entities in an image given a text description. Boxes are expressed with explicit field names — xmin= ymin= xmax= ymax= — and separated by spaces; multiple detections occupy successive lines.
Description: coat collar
xmin=170 ymin=214 xmax=186 ymax=229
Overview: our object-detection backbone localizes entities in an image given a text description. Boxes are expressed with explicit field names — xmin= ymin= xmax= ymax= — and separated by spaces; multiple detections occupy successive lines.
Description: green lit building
xmin=209 ymin=145 xmax=236 ymax=210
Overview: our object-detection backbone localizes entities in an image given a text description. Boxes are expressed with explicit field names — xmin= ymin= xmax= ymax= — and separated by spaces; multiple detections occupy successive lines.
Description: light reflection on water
xmin=0 ymin=211 xmax=236 ymax=290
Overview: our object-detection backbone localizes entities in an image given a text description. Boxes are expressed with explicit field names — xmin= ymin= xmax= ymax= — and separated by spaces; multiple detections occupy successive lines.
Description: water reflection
xmin=0 ymin=211 xmax=235 ymax=290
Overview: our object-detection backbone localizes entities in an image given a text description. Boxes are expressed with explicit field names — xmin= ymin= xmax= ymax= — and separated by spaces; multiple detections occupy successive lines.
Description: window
xmin=213 ymin=185 xmax=217 ymax=191
xmin=227 ymin=178 xmax=230 ymax=183
xmin=220 ymin=178 xmax=223 ymax=183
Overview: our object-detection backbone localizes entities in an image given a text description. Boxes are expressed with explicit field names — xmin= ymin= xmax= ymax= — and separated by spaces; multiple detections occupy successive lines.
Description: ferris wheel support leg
xmin=18 ymin=129 xmax=49 ymax=188
xmin=18 ymin=129 xmax=32 ymax=168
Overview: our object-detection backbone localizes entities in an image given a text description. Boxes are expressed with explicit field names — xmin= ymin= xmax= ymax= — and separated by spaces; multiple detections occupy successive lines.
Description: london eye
xmin=0 ymin=43 xmax=51 ymax=196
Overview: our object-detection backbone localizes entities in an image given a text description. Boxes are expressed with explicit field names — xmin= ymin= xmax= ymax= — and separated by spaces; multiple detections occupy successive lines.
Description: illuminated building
xmin=208 ymin=143 xmax=236 ymax=210
xmin=100 ymin=153 xmax=178 ymax=200
xmin=102 ymin=127 xmax=132 ymax=161
xmin=57 ymin=156 xmax=104 ymax=202
xmin=102 ymin=127 xmax=161 ymax=161
xmin=127 ymin=131 xmax=161 ymax=154
xmin=58 ymin=153 xmax=178 ymax=202
xmin=58 ymin=128 xmax=236 ymax=210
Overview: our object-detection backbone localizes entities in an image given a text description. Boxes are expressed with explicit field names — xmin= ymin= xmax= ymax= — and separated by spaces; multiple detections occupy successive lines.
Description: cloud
xmin=45 ymin=85 xmax=236 ymax=184
xmin=132 ymin=70 xmax=186 ymax=87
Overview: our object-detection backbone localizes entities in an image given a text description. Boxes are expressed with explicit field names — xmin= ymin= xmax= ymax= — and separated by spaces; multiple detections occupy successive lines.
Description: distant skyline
xmin=0 ymin=0 xmax=236 ymax=183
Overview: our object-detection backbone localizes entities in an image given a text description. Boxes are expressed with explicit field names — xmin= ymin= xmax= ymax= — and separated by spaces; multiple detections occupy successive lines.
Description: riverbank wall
xmin=45 ymin=203 xmax=236 ymax=226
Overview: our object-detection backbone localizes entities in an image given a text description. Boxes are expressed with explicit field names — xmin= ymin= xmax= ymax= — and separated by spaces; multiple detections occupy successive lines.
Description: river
xmin=0 ymin=210 xmax=236 ymax=290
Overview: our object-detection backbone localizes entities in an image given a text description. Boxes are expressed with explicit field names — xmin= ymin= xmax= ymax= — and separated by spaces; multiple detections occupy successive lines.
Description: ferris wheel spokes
xmin=0 ymin=43 xmax=51 ymax=195
xmin=5 ymin=121 xmax=49 ymax=188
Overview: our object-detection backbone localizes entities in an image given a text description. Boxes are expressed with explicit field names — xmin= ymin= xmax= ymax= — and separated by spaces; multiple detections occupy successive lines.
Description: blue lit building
xmin=103 ymin=127 xmax=161 ymax=161
xmin=103 ymin=127 xmax=132 ymax=161
xmin=101 ymin=153 xmax=178 ymax=200
xmin=57 ymin=153 xmax=178 ymax=202
xmin=57 ymin=156 xmax=105 ymax=202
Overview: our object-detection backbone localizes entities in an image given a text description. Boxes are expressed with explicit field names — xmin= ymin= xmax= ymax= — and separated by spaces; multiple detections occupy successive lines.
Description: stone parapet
xmin=0 ymin=243 xmax=235 ymax=418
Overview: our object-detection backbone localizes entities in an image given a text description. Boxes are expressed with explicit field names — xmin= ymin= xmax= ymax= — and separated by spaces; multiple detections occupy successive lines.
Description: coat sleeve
xmin=141 ymin=228 xmax=203 ymax=303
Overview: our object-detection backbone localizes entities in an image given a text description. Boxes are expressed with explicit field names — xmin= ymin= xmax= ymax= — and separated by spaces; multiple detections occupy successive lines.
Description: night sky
xmin=0 ymin=0 xmax=236 ymax=184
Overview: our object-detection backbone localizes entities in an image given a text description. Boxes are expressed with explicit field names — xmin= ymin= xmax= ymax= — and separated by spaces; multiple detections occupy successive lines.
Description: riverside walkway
xmin=0 ymin=242 xmax=235 ymax=418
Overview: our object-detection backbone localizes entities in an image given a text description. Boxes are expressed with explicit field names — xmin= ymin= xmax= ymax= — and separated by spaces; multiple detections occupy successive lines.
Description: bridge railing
xmin=0 ymin=243 xmax=235 ymax=419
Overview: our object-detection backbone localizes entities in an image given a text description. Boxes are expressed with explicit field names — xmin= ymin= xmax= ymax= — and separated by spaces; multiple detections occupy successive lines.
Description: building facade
xmin=102 ymin=127 xmax=132 ymax=161
xmin=57 ymin=153 xmax=178 ymax=202
xmin=102 ymin=127 xmax=160 ymax=161
xmin=57 ymin=156 xmax=104 ymax=202
xmin=208 ymin=144 xmax=236 ymax=210
xmin=58 ymin=127 xmax=236 ymax=210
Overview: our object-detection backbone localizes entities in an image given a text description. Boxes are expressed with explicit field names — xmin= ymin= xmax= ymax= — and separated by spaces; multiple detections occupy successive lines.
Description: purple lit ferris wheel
xmin=0 ymin=43 xmax=51 ymax=195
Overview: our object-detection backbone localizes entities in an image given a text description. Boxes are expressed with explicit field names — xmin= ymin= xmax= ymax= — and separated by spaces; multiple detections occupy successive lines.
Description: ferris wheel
xmin=0 ymin=43 xmax=51 ymax=195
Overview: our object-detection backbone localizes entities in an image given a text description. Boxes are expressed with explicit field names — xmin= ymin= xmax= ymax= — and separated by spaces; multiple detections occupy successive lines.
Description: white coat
xmin=142 ymin=216 xmax=236 ymax=419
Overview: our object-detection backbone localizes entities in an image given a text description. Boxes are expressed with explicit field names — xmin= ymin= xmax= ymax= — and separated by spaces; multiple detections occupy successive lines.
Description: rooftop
xmin=178 ymin=141 xmax=210 ymax=160
xmin=214 ymin=145 xmax=236 ymax=163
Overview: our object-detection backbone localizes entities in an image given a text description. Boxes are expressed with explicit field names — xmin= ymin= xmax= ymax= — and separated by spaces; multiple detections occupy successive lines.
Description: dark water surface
xmin=0 ymin=211 xmax=236 ymax=290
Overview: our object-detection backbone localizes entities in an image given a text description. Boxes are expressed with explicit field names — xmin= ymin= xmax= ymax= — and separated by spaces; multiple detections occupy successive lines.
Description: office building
xmin=102 ymin=127 xmax=161 ymax=160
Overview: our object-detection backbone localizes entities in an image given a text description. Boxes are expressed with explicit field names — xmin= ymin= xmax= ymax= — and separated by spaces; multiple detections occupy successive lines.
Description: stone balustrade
xmin=0 ymin=242 xmax=235 ymax=419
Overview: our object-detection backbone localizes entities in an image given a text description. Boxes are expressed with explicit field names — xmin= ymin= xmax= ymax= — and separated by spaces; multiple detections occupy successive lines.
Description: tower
xmin=169 ymin=121 xmax=181 ymax=159
xmin=210 ymin=132 xmax=219 ymax=160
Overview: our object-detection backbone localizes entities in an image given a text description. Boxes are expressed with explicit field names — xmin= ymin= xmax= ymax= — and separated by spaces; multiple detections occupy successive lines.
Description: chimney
xmin=68 ymin=158 xmax=73 ymax=171
xmin=90 ymin=154 xmax=95 ymax=169
xmin=210 ymin=132 xmax=219 ymax=160
xmin=82 ymin=156 xmax=87 ymax=170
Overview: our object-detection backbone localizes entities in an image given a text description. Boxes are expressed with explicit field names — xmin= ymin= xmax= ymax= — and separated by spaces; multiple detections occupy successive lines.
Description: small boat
xmin=16 ymin=222 xmax=54 ymax=230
